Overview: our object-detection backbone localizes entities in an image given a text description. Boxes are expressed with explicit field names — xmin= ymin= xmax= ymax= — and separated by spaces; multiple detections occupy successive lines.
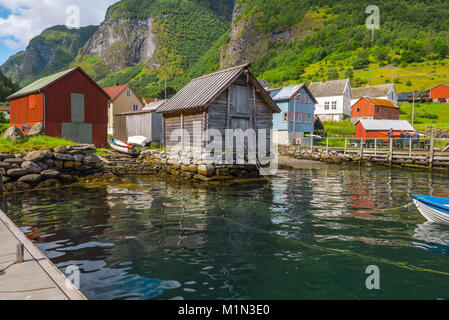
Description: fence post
xmin=310 ymin=136 xmax=313 ymax=153
xmin=409 ymin=138 xmax=412 ymax=159
xmin=359 ymin=139 xmax=364 ymax=159
xmin=374 ymin=138 xmax=377 ymax=156
xmin=429 ymin=136 xmax=435 ymax=169
xmin=344 ymin=138 xmax=347 ymax=157
xmin=389 ymin=138 xmax=393 ymax=167
xmin=326 ymin=138 xmax=329 ymax=155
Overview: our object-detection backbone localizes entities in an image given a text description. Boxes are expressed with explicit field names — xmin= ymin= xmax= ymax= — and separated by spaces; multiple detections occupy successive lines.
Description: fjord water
xmin=2 ymin=167 xmax=449 ymax=300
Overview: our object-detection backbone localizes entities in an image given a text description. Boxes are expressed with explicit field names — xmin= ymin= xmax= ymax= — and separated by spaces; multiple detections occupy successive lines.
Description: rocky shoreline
xmin=0 ymin=144 xmax=102 ymax=193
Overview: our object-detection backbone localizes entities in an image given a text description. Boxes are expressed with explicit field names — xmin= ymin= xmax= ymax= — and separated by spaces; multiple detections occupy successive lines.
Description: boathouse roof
xmin=157 ymin=64 xmax=280 ymax=114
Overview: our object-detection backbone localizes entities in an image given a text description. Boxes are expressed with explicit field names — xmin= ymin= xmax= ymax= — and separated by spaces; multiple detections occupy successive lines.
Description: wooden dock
xmin=0 ymin=209 xmax=86 ymax=300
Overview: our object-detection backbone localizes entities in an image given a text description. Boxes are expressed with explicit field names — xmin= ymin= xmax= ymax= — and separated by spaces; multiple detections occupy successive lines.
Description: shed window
xmin=283 ymin=112 xmax=288 ymax=122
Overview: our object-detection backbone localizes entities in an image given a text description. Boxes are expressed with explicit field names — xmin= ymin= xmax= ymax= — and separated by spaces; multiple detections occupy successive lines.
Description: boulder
xmin=0 ymin=154 xmax=14 ymax=161
xmin=4 ymin=158 xmax=23 ymax=165
xmin=24 ymin=150 xmax=45 ymax=162
xmin=0 ymin=162 xmax=13 ymax=170
xmin=7 ymin=168 xmax=27 ymax=178
xmin=26 ymin=122 xmax=44 ymax=136
xmin=54 ymin=160 xmax=64 ymax=170
xmin=44 ymin=159 xmax=55 ymax=168
xmin=54 ymin=153 xmax=74 ymax=161
xmin=41 ymin=170 xmax=60 ymax=179
xmin=53 ymin=146 xmax=67 ymax=154
xmin=37 ymin=162 xmax=49 ymax=171
xmin=21 ymin=161 xmax=42 ymax=174
xmin=42 ymin=150 xmax=54 ymax=159
xmin=73 ymin=154 xmax=84 ymax=162
xmin=3 ymin=127 xmax=24 ymax=141
xmin=198 ymin=165 xmax=215 ymax=177
xmin=18 ymin=174 xmax=42 ymax=185
xmin=83 ymin=154 xmax=100 ymax=164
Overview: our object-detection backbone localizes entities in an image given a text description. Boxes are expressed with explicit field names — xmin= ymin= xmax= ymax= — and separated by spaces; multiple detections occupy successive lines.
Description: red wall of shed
xmin=9 ymin=93 xmax=44 ymax=133
xmin=430 ymin=85 xmax=449 ymax=100
xmin=43 ymin=69 xmax=108 ymax=147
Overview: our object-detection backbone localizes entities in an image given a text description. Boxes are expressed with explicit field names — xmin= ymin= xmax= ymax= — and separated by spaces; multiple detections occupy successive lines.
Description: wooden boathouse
xmin=157 ymin=64 xmax=281 ymax=161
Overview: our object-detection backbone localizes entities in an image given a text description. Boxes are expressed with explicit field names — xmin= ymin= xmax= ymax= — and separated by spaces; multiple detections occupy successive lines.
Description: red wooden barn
xmin=7 ymin=67 xmax=110 ymax=147
xmin=355 ymin=119 xmax=415 ymax=139
xmin=428 ymin=84 xmax=449 ymax=103
xmin=351 ymin=97 xmax=399 ymax=124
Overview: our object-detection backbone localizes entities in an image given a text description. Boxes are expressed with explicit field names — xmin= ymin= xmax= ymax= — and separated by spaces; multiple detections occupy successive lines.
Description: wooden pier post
xmin=429 ymin=136 xmax=435 ymax=169
xmin=374 ymin=138 xmax=377 ymax=156
xmin=389 ymin=138 xmax=393 ymax=167
xmin=310 ymin=136 xmax=313 ymax=153
xmin=344 ymin=138 xmax=347 ymax=157
xmin=409 ymin=138 xmax=412 ymax=159
xmin=326 ymin=138 xmax=329 ymax=155
xmin=359 ymin=139 xmax=364 ymax=159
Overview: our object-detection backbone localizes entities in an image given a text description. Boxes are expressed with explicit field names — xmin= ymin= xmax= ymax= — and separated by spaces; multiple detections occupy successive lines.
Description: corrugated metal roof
xmin=7 ymin=68 xmax=77 ymax=100
xmin=143 ymin=99 xmax=167 ymax=111
xmin=157 ymin=64 xmax=280 ymax=114
xmin=358 ymin=119 xmax=415 ymax=131
xmin=272 ymin=84 xmax=303 ymax=101
xmin=309 ymin=79 xmax=349 ymax=97
xmin=363 ymin=97 xmax=399 ymax=108
xmin=351 ymin=84 xmax=395 ymax=100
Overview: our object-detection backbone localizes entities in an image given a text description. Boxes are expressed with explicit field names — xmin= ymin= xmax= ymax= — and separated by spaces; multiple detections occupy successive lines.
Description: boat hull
xmin=413 ymin=196 xmax=449 ymax=225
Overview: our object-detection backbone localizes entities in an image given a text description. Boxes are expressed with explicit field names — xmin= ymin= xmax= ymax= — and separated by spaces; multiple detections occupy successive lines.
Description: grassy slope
xmin=399 ymin=102 xmax=449 ymax=130
xmin=0 ymin=135 xmax=77 ymax=154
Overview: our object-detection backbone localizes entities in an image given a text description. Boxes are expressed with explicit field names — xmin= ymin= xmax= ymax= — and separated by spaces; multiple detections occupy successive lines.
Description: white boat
xmin=412 ymin=195 xmax=449 ymax=224
xmin=109 ymin=138 xmax=140 ymax=155
xmin=128 ymin=136 xmax=150 ymax=147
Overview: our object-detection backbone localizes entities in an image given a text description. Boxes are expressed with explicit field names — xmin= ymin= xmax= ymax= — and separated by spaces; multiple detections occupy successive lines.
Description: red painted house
xmin=351 ymin=97 xmax=400 ymax=124
xmin=428 ymin=84 xmax=449 ymax=103
xmin=7 ymin=67 xmax=110 ymax=147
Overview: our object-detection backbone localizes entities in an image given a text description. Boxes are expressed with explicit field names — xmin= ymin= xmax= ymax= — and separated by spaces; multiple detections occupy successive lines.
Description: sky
xmin=0 ymin=0 xmax=119 ymax=65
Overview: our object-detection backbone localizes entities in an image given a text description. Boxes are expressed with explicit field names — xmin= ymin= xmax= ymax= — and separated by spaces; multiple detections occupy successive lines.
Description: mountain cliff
xmin=1 ymin=25 xmax=98 ymax=87
xmin=4 ymin=0 xmax=449 ymax=96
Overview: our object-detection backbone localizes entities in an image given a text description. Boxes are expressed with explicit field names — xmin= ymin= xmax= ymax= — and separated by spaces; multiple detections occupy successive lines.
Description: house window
xmin=324 ymin=102 xmax=330 ymax=110
xmin=127 ymin=90 xmax=131 ymax=97
xmin=332 ymin=101 xmax=337 ymax=110
xmin=283 ymin=112 xmax=288 ymax=122
xmin=357 ymin=108 xmax=360 ymax=112
xmin=132 ymin=104 xmax=139 ymax=111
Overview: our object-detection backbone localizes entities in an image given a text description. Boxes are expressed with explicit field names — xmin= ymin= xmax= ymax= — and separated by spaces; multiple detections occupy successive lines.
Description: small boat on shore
xmin=128 ymin=136 xmax=150 ymax=147
xmin=109 ymin=138 xmax=140 ymax=156
xmin=412 ymin=195 xmax=449 ymax=224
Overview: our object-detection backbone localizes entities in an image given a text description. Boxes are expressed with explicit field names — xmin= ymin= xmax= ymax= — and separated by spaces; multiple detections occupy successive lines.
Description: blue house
xmin=269 ymin=84 xmax=317 ymax=145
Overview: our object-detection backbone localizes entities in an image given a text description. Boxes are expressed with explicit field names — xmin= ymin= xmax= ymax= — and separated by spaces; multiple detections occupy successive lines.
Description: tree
xmin=352 ymin=48 xmax=370 ymax=69
xmin=344 ymin=68 xmax=354 ymax=79
xmin=433 ymin=39 xmax=449 ymax=59
xmin=327 ymin=69 xmax=339 ymax=80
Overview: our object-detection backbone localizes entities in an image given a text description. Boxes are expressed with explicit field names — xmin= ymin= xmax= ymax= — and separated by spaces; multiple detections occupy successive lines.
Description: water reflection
xmin=1 ymin=166 xmax=449 ymax=300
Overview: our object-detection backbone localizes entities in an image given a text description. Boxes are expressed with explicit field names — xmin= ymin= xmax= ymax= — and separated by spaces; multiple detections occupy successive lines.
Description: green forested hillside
xmin=1 ymin=25 xmax=98 ymax=86
xmin=0 ymin=70 xmax=17 ymax=102
xmin=4 ymin=0 xmax=449 ymax=98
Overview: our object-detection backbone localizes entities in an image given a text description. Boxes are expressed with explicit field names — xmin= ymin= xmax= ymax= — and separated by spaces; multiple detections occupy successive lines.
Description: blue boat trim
xmin=412 ymin=195 xmax=449 ymax=215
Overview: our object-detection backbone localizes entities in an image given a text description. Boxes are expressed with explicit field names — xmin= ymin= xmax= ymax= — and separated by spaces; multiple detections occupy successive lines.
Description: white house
xmin=309 ymin=79 xmax=352 ymax=122
xmin=0 ymin=106 xmax=10 ymax=120
xmin=351 ymin=84 xmax=397 ymax=106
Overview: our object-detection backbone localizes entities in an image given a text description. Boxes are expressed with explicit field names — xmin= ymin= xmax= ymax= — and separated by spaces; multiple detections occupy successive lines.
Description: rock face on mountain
xmin=1 ymin=25 xmax=98 ymax=86
xmin=78 ymin=8 xmax=157 ymax=73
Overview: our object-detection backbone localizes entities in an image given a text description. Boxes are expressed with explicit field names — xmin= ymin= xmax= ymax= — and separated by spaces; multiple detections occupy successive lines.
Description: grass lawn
xmin=0 ymin=135 xmax=77 ymax=154
xmin=399 ymin=102 xmax=449 ymax=130
xmin=322 ymin=119 xmax=355 ymax=137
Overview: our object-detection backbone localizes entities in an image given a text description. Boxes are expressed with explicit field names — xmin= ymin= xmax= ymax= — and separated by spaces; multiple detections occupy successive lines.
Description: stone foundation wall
xmin=0 ymin=144 xmax=102 ymax=193
xmin=102 ymin=149 xmax=262 ymax=182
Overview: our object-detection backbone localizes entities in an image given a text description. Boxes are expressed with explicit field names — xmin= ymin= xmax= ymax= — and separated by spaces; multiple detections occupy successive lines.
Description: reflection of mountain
xmin=413 ymin=222 xmax=449 ymax=255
